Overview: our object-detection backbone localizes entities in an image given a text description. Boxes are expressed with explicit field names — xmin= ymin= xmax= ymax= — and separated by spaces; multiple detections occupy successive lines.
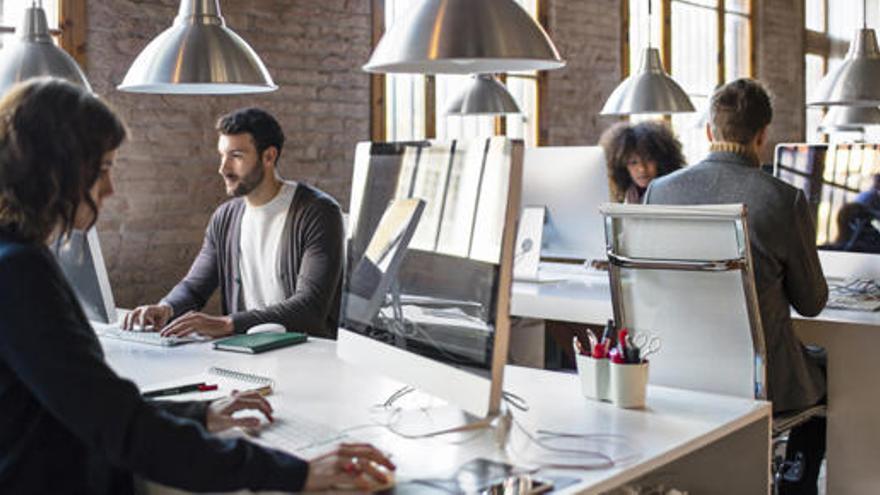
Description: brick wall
xmin=753 ymin=0 xmax=806 ymax=163
xmin=87 ymin=0 xmax=371 ymax=308
xmin=85 ymin=0 xmax=806 ymax=310
xmin=541 ymin=0 xmax=623 ymax=146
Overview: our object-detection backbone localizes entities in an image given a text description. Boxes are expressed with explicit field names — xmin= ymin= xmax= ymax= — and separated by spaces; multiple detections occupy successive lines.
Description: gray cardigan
xmin=162 ymin=183 xmax=344 ymax=339
xmin=645 ymin=151 xmax=827 ymax=413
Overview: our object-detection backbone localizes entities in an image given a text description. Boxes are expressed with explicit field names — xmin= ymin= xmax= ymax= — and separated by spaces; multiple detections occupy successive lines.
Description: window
xmin=0 ymin=1 xmax=59 ymax=49
xmin=626 ymin=0 xmax=753 ymax=163
xmin=804 ymin=0 xmax=880 ymax=142
xmin=0 ymin=1 xmax=85 ymax=69
xmin=376 ymin=0 xmax=542 ymax=146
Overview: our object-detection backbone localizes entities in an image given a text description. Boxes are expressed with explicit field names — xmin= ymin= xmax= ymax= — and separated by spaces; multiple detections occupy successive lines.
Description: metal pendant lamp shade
xmin=818 ymin=105 xmax=880 ymax=133
xmin=118 ymin=0 xmax=276 ymax=94
xmin=0 ymin=4 xmax=91 ymax=95
xmin=364 ymin=0 xmax=564 ymax=74
xmin=809 ymin=29 xmax=880 ymax=107
xmin=601 ymin=47 xmax=695 ymax=115
xmin=445 ymin=74 xmax=521 ymax=115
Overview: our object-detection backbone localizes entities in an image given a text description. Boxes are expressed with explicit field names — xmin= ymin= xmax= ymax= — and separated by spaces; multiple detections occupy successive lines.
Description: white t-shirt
xmin=239 ymin=181 xmax=297 ymax=310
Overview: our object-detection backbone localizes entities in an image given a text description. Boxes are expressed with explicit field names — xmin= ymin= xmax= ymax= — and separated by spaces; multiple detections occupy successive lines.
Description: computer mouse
xmin=246 ymin=323 xmax=286 ymax=335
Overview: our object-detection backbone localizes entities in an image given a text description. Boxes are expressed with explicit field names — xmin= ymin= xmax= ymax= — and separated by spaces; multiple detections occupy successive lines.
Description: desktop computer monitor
xmin=520 ymin=146 xmax=609 ymax=263
xmin=339 ymin=137 xmax=522 ymax=419
xmin=775 ymin=143 xmax=880 ymax=252
xmin=51 ymin=228 xmax=117 ymax=324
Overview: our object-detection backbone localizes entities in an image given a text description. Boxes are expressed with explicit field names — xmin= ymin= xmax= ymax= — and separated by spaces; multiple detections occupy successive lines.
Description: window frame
xmin=370 ymin=0 xmax=546 ymax=145
xmin=0 ymin=1 xmax=86 ymax=67
xmin=621 ymin=0 xmax=754 ymax=163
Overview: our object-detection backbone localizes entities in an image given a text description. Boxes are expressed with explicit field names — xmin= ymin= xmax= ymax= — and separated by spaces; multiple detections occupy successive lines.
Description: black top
xmin=162 ymin=183 xmax=344 ymax=339
xmin=0 ymin=233 xmax=308 ymax=494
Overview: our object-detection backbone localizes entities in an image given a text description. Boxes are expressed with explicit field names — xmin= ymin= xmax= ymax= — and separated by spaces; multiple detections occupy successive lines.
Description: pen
xmin=143 ymin=382 xmax=218 ymax=398
xmin=572 ymin=336 xmax=587 ymax=356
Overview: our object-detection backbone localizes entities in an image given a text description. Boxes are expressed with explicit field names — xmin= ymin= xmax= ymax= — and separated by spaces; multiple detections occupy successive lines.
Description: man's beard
xmin=228 ymin=163 xmax=265 ymax=197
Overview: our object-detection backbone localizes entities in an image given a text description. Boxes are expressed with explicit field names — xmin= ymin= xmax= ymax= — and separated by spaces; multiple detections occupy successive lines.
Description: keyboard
xmin=95 ymin=326 xmax=202 ymax=347
xmin=256 ymin=411 xmax=348 ymax=454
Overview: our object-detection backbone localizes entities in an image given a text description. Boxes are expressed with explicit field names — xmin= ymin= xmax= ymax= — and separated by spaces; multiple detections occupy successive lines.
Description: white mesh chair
xmin=600 ymin=203 xmax=767 ymax=400
xmin=600 ymin=203 xmax=826 ymax=493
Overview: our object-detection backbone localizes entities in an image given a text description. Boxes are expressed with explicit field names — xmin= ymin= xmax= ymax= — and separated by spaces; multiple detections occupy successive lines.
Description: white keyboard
xmin=257 ymin=412 xmax=348 ymax=454
xmin=95 ymin=326 xmax=202 ymax=347
xmin=826 ymin=294 xmax=880 ymax=312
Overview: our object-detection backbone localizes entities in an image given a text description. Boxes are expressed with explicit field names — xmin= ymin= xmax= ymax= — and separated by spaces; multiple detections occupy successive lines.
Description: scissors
xmin=629 ymin=333 xmax=661 ymax=360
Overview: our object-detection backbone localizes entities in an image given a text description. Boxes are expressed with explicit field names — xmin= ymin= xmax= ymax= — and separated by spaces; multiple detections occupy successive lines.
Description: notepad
xmin=142 ymin=367 xmax=275 ymax=401
xmin=213 ymin=332 xmax=308 ymax=354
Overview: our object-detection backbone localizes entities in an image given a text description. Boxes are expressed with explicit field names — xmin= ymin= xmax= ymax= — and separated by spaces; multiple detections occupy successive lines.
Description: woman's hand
xmin=304 ymin=443 xmax=396 ymax=492
xmin=205 ymin=390 xmax=273 ymax=433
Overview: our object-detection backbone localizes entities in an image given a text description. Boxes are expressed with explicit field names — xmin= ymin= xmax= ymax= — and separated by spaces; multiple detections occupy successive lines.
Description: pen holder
xmin=609 ymin=361 xmax=649 ymax=409
xmin=575 ymin=354 xmax=610 ymax=402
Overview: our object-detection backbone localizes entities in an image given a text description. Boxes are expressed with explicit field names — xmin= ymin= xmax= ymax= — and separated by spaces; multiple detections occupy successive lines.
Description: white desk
xmin=512 ymin=261 xmax=880 ymax=495
xmin=101 ymin=335 xmax=770 ymax=494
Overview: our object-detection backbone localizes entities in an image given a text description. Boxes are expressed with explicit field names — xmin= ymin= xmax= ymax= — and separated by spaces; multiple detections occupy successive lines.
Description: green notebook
xmin=213 ymin=332 xmax=308 ymax=354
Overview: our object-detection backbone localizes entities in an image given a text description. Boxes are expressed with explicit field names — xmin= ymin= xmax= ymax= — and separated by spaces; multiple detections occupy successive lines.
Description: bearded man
xmin=125 ymin=108 xmax=344 ymax=340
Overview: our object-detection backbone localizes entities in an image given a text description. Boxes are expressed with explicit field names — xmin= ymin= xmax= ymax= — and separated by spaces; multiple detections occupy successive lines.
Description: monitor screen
xmin=775 ymin=143 xmax=880 ymax=254
xmin=520 ymin=146 xmax=609 ymax=262
xmin=344 ymin=138 xmax=518 ymax=375
xmin=51 ymin=228 xmax=117 ymax=323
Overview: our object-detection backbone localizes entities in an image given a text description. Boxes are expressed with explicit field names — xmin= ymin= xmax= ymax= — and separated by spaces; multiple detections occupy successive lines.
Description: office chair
xmin=599 ymin=203 xmax=826 ymax=494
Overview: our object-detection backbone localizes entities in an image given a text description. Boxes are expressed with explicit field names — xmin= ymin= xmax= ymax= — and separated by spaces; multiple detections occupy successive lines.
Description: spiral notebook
xmin=141 ymin=367 xmax=275 ymax=402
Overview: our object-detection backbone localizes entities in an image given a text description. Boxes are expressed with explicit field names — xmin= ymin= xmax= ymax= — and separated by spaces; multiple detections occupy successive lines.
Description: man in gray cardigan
xmin=124 ymin=108 xmax=344 ymax=340
xmin=644 ymin=79 xmax=827 ymax=495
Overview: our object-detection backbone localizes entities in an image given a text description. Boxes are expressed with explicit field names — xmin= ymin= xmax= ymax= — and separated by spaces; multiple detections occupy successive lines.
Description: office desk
xmin=793 ymin=310 xmax=880 ymax=495
xmin=512 ymin=263 xmax=879 ymax=494
xmin=101 ymin=336 xmax=770 ymax=494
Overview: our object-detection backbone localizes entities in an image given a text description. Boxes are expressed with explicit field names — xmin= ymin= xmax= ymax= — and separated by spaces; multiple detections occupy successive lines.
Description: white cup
xmin=575 ymin=354 xmax=610 ymax=402
xmin=609 ymin=361 xmax=649 ymax=408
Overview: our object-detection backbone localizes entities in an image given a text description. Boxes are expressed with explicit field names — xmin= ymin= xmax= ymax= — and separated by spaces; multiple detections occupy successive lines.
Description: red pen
xmin=592 ymin=341 xmax=607 ymax=359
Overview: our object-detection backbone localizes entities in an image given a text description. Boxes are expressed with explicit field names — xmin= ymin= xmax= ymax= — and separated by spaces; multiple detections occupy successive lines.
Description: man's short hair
xmin=216 ymin=107 xmax=285 ymax=165
xmin=709 ymin=78 xmax=773 ymax=144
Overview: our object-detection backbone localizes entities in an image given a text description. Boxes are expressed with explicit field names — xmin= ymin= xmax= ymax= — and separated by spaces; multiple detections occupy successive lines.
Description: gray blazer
xmin=645 ymin=151 xmax=827 ymax=413
xmin=161 ymin=183 xmax=344 ymax=339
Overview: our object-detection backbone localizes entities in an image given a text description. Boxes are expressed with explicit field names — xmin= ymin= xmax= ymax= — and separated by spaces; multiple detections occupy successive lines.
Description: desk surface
xmin=101 ymin=335 xmax=769 ymax=494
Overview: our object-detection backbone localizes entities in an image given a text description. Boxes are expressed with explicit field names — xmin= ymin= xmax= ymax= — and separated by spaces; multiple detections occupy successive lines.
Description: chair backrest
xmin=599 ymin=203 xmax=767 ymax=400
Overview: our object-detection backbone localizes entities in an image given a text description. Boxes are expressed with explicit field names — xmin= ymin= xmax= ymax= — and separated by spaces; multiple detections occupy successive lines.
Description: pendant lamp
xmin=364 ymin=0 xmax=564 ymax=74
xmin=818 ymin=106 xmax=880 ymax=133
xmin=118 ymin=0 xmax=276 ymax=95
xmin=445 ymin=74 xmax=521 ymax=115
xmin=601 ymin=0 xmax=694 ymax=115
xmin=809 ymin=0 xmax=880 ymax=107
xmin=0 ymin=1 xmax=91 ymax=95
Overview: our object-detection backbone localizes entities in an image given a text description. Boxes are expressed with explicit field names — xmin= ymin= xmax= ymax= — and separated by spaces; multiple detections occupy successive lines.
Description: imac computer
xmin=52 ymin=228 xmax=117 ymax=324
xmin=519 ymin=146 xmax=610 ymax=263
xmin=339 ymin=137 xmax=522 ymax=422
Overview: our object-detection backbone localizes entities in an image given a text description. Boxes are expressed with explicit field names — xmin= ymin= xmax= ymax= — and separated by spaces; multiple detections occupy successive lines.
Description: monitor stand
xmin=379 ymin=282 xmax=511 ymax=447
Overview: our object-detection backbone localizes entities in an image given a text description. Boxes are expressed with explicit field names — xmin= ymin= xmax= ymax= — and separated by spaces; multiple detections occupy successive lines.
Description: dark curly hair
xmin=0 ymin=78 xmax=126 ymax=243
xmin=599 ymin=121 xmax=685 ymax=202
xmin=216 ymin=107 xmax=284 ymax=165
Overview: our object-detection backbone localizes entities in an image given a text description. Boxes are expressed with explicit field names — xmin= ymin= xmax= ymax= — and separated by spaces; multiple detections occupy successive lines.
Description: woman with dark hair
xmin=599 ymin=121 xmax=686 ymax=203
xmin=0 ymin=78 xmax=393 ymax=494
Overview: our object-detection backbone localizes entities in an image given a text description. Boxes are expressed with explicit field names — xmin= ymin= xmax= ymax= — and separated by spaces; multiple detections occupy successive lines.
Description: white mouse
xmin=246 ymin=323 xmax=286 ymax=335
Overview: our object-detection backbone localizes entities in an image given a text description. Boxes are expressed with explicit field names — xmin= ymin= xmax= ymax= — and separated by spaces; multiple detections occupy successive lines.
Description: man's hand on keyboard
xmin=159 ymin=311 xmax=234 ymax=338
xmin=206 ymin=390 xmax=274 ymax=433
xmin=304 ymin=443 xmax=396 ymax=492
xmin=124 ymin=303 xmax=173 ymax=330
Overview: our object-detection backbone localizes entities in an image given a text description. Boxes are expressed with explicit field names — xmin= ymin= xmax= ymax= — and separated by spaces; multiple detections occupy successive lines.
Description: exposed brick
xmin=88 ymin=0 xmax=370 ymax=310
